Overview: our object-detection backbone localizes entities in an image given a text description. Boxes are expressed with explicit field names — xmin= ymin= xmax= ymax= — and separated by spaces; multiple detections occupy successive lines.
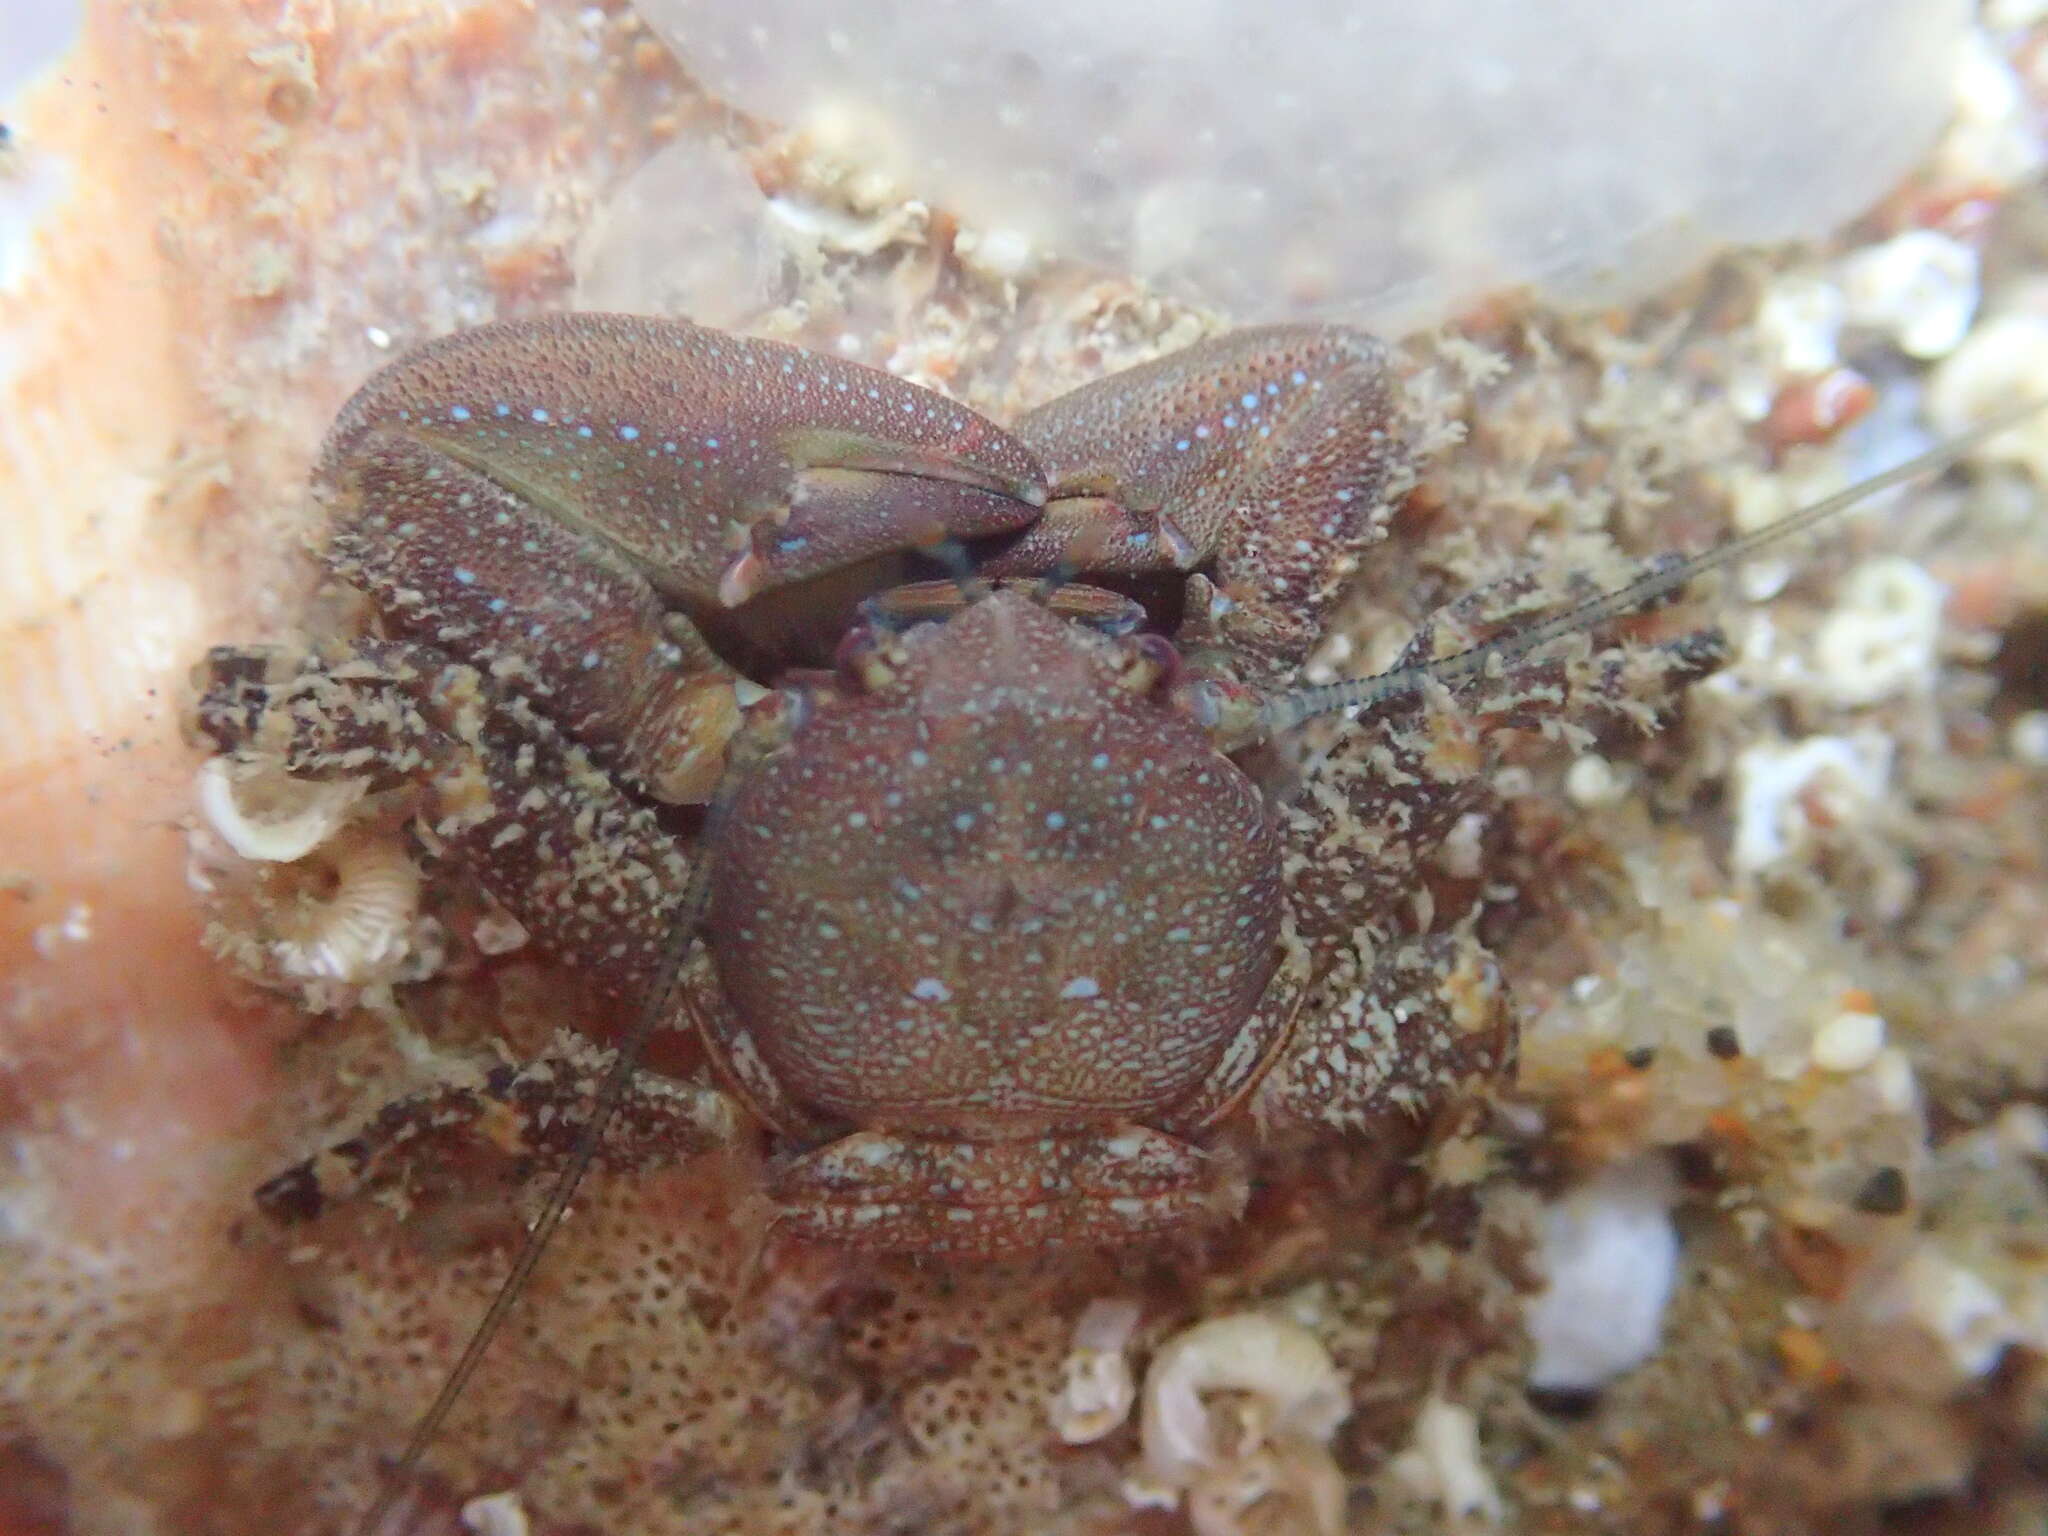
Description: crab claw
xmin=983 ymin=325 xmax=1408 ymax=676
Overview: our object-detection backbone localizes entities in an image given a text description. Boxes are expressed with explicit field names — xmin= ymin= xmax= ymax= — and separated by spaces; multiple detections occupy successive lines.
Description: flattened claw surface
xmin=321 ymin=312 xmax=1048 ymax=608
xmin=720 ymin=460 xmax=1043 ymax=605
xmin=327 ymin=430 xmax=742 ymax=801
xmin=985 ymin=325 xmax=1408 ymax=674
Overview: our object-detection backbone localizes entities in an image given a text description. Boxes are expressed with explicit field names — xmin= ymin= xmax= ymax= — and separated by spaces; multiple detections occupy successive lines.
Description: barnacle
xmin=1927 ymin=310 xmax=2048 ymax=482
xmin=267 ymin=832 xmax=422 ymax=985
xmin=1729 ymin=731 xmax=1893 ymax=873
xmin=195 ymin=755 xmax=367 ymax=863
xmin=1132 ymin=1312 xmax=1349 ymax=1536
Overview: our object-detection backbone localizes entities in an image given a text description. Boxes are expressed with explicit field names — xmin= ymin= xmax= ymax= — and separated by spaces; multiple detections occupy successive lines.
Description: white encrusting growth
xmin=1755 ymin=273 xmax=1846 ymax=377
xmin=1731 ymin=732 xmax=1892 ymax=873
xmin=1840 ymin=230 xmax=1981 ymax=360
xmin=1049 ymin=1297 xmax=1142 ymax=1443
xmin=196 ymin=755 xmax=367 ymax=863
xmin=1812 ymin=557 xmax=1946 ymax=706
xmin=1389 ymin=1396 xmax=1505 ymax=1531
xmin=1523 ymin=1157 xmax=1679 ymax=1393
xmin=1135 ymin=1310 xmax=1349 ymax=1529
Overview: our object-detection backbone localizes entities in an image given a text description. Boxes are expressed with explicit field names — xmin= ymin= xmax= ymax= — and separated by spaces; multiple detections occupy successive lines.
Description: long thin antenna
xmin=1261 ymin=396 xmax=2047 ymax=737
xmin=353 ymin=787 xmax=739 ymax=1535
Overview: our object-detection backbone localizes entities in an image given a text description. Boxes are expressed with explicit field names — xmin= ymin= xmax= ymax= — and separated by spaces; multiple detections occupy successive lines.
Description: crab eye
xmin=1169 ymin=674 xmax=1265 ymax=749
xmin=1116 ymin=633 xmax=1181 ymax=695
xmin=1173 ymin=677 xmax=1224 ymax=728
xmin=834 ymin=625 xmax=899 ymax=693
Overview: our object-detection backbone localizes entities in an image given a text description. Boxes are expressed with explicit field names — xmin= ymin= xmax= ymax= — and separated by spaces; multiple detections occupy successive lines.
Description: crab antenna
xmin=1032 ymin=517 xmax=1116 ymax=605
xmin=1260 ymin=395 xmax=2048 ymax=738
xmin=912 ymin=527 xmax=989 ymax=604
xmin=353 ymin=778 xmax=743 ymax=1535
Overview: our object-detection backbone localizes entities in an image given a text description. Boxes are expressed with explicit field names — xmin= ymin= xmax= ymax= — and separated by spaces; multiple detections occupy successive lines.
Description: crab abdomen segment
xmin=769 ymin=1124 xmax=1244 ymax=1253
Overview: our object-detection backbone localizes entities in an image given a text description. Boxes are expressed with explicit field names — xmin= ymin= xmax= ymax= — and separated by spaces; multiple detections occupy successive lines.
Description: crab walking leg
xmin=768 ymin=1125 xmax=1245 ymax=1253
xmin=1252 ymin=934 xmax=1514 ymax=1138
xmin=197 ymin=639 xmax=690 ymax=997
xmin=253 ymin=1034 xmax=739 ymax=1225
xmin=983 ymin=326 xmax=1408 ymax=679
xmin=1274 ymin=568 xmax=1727 ymax=965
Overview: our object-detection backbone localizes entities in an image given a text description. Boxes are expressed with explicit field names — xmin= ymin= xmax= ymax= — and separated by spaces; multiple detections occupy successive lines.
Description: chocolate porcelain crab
xmin=198 ymin=313 xmax=1580 ymax=1248
xmin=194 ymin=310 xmax=1930 ymax=1503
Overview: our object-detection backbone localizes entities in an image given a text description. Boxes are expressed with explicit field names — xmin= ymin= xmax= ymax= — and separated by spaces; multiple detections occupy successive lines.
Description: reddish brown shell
xmin=704 ymin=590 xmax=1284 ymax=1137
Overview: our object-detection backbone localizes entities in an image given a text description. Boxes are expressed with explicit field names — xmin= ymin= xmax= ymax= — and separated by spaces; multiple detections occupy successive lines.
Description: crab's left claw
xmin=982 ymin=325 xmax=1409 ymax=678
xmin=322 ymin=312 xmax=1050 ymax=615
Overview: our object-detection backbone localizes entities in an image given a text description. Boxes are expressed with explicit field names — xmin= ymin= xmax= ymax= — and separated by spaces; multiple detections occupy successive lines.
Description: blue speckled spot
xmin=619 ymin=425 xmax=640 ymax=441
xmin=449 ymin=405 xmax=471 ymax=422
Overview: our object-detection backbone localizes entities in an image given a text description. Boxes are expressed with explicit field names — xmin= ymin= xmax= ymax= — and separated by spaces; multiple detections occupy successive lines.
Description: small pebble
xmin=1564 ymin=754 xmax=1625 ymax=807
xmin=1811 ymin=1009 xmax=1886 ymax=1073
xmin=1853 ymin=1166 xmax=1910 ymax=1215
xmin=462 ymin=1493 xmax=531 ymax=1536
xmin=2010 ymin=711 xmax=2048 ymax=766
xmin=1840 ymin=229 xmax=1980 ymax=360
xmin=1871 ymin=1047 xmax=1919 ymax=1112
xmin=1705 ymin=1025 xmax=1743 ymax=1061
